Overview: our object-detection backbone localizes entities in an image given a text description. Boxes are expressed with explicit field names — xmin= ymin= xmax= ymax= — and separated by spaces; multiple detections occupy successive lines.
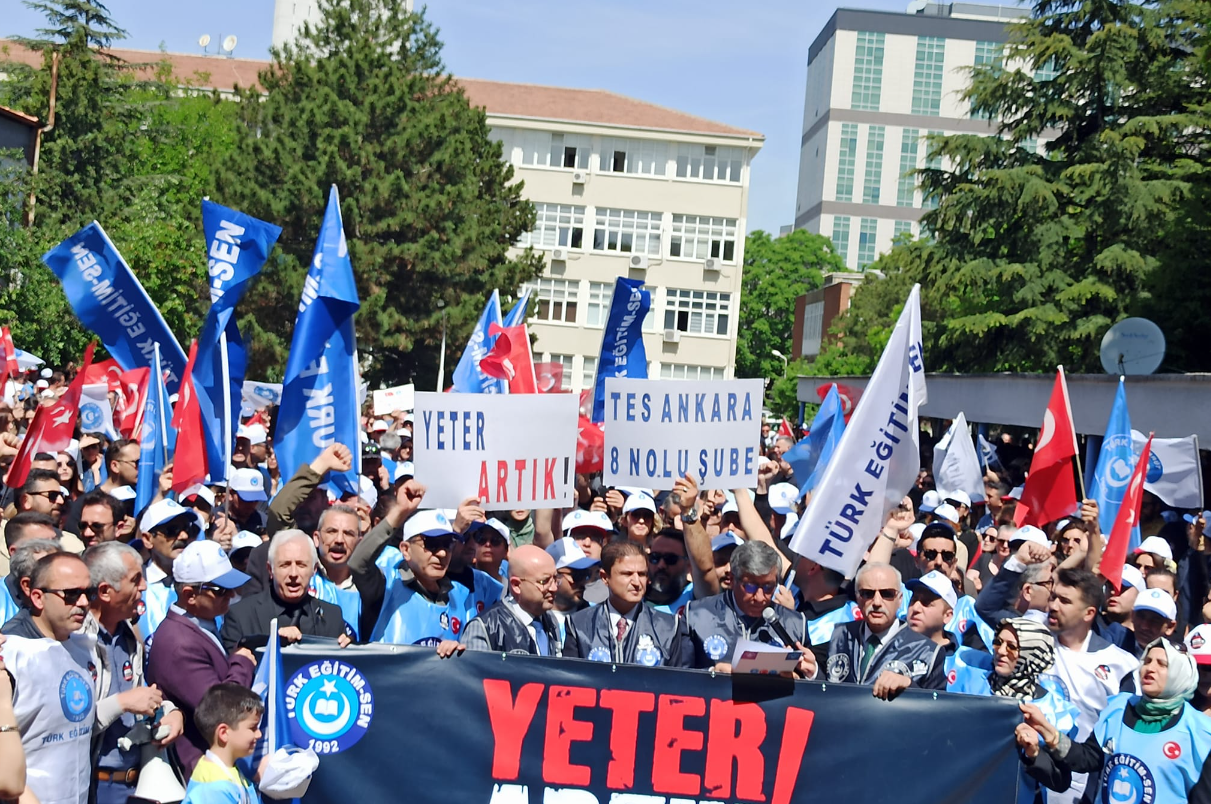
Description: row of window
xmin=523 ymin=278 xmax=732 ymax=337
xmin=538 ymin=353 xmax=725 ymax=392
xmin=836 ymin=125 xmax=942 ymax=209
xmin=492 ymin=127 xmax=746 ymax=183
xmin=517 ymin=204 xmax=739 ymax=263
xmin=831 ymin=216 xmax=917 ymax=269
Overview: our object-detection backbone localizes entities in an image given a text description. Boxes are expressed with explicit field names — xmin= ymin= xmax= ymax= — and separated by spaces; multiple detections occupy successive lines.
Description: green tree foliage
xmin=734 ymin=229 xmax=840 ymax=381
xmin=212 ymin=0 xmax=542 ymax=386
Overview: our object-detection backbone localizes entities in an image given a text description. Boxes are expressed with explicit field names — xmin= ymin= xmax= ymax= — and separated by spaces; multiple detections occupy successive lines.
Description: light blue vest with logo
xmin=650 ymin=584 xmax=694 ymax=617
xmin=310 ymin=574 xmax=361 ymax=639
xmin=947 ymin=595 xmax=995 ymax=651
xmin=1093 ymin=693 xmax=1211 ymax=804
xmin=806 ymin=601 xmax=861 ymax=646
xmin=370 ymin=578 xmax=479 ymax=646
xmin=138 ymin=574 xmax=176 ymax=652
xmin=0 ymin=581 xmax=19 ymax=625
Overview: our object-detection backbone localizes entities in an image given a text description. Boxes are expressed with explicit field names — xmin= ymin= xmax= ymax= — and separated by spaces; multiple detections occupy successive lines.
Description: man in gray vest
xmin=451 ymin=545 xmax=563 ymax=656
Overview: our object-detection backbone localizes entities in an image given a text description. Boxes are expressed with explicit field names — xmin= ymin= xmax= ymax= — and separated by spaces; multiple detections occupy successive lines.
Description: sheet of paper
xmin=729 ymin=638 xmax=799 ymax=675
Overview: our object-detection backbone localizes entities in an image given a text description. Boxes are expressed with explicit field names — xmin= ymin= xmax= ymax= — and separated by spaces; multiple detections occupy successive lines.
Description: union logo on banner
xmin=285 ymin=660 xmax=374 ymax=754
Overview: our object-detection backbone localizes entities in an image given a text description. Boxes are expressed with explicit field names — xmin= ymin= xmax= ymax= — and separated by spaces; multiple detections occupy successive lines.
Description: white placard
xmin=603 ymin=378 xmax=764 ymax=490
xmin=373 ymin=384 xmax=415 ymax=416
xmin=730 ymin=639 xmax=800 ymax=675
xmin=413 ymin=391 xmax=579 ymax=509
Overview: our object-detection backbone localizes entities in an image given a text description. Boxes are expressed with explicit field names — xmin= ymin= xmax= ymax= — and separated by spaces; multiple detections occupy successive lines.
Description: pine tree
xmin=213 ymin=0 xmax=542 ymax=386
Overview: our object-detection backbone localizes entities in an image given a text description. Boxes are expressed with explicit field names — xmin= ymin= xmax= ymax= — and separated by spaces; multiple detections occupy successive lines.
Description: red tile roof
xmin=0 ymin=103 xmax=39 ymax=127
xmin=0 ymin=41 xmax=761 ymax=140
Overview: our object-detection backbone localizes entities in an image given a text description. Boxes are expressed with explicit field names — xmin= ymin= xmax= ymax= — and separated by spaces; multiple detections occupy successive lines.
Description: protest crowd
xmin=0 ymin=203 xmax=1208 ymax=804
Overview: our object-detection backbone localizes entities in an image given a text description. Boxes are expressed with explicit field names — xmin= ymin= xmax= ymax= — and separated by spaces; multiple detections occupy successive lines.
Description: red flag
xmin=1015 ymin=368 xmax=1080 ymax=527
xmin=1101 ymin=434 xmax=1153 ymax=592
xmin=170 ymin=341 xmax=208 ymax=493
xmin=778 ymin=418 xmax=793 ymax=438
xmin=818 ymin=381 xmax=862 ymax=423
xmin=576 ymin=415 xmax=604 ymax=474
xmin=5 ymin=343 xmax=95 ymax=487
xmin=534 ymin=362 xmax=565 ymax=393
xmin=116 ymin=367 xmax=150 ymax=439
xmin=0 ymin=327 xmax=17 ymax=392
xmin=478 ymin=323 xmax=537 ymax=394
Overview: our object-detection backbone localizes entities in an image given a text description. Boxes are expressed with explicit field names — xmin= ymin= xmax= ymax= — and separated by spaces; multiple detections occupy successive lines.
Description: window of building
xmin=547 ymin=354 xmax=574 ymax=391
xmin=669 ymin=215 xmax=738 ymax=262
xmin=664 ymin=289 xmax=731 ymax=336
xmin=862 ymin=126 xmax=885 ymax=204
xmin=659 ymin=364 xmax=724 ymax=381
xmin=893 ymin=220 xmax=914 ymax=240
xmin=835 ymin=123 xmax=859 ymax=202
xmin=581 ymin=356 xmax=597 ymax=391
xmin=586 ymin=281 xmax=656 ymax=330
xmin=911 ymin=37 xmax=946 ymax=116
xmin=527 ymin=278 xmax=579 ymax=323
xmin=1019 ymin=137 xmax=1037 ymax=154
xmin=592 ymin=208 xmax=662 ymax=255
xmin=851 ymin=31 xmax=886 ymax=111
xmin=599 ymin=137 xmax=668 ymax=176
xmin=831 ymin=216 xmax=851 ymax=262
xmin=675 ymin=144 xmax=743 ymax=182
xmin=923 ymin=130 xmax=943 ymax=209
xmin=897 ymin=128 xmax=920 ymax=208
xmin=801 ymin=301 xmax=824 ymax=357
xmin=502 ymin=129 xmax=591 ymax=169
xmin=971 ymin=41 xmax=1003 ymax=119
xmin=1034 ymin=58 xmax=1058 ymax=82
xmin=857 ymin=218 xmax=878 ymax=269
xmin=517 ymin=203 xmax=585 ymax=249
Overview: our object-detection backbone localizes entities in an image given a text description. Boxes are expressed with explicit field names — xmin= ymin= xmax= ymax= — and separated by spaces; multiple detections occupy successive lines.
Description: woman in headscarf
xmin=1021 ymin=638 xmax=1211 ymax=803
xmin=949 ymin=617 xmax=1079 ymax=802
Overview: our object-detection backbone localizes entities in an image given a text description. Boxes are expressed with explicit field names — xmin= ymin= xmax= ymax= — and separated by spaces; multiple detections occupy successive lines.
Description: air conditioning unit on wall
xmin=629 ymin=254 xmax=649 ymax=270
xmin=663 ymin=329 xmax=681 ymax=344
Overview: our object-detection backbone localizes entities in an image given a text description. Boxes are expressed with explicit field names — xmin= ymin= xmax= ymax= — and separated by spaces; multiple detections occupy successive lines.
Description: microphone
xmin=762 ymin=606 xmax=797 ymax=649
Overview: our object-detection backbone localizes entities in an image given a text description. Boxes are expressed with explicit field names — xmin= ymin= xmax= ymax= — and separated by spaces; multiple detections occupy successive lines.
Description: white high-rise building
xmin=794 ymin=2 xmax=1037 ymax=270
xmin=272 ymin=0 xmax=414 ymax=49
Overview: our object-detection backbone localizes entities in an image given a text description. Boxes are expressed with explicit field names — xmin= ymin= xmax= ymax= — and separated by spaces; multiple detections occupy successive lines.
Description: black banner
xmin=279 ymin=644 xmax=1021 ymax=804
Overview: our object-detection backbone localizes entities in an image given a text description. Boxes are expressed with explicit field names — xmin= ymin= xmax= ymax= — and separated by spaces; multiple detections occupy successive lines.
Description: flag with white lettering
xmin=1088 ymin=379 xmax=1137 ymax=545
xmin=788 ymin=286 xmax=926 ymax=578
xmin=591 ymin=277 xmax=650 ymax=423
xmin=41 ymin=222 xmax=188 ymax=393
xmin=451 ymin=290 xmax=504 ymax=394
xmin=275 ymin=186 xmax=362 ymax=495
xmin=194 ymin=201 xmax=282 ymax=484
xmin=136 ymin=344 xmax=175 ymax=517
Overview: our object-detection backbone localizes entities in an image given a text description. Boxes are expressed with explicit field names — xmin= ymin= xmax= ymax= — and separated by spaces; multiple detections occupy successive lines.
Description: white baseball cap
xmin=546 ymin=536 xmax=599 ymax=571
xmin=768 ymin=482 xmax=798 ymax=515
xmin=110 ymin=485 xmax=136 ymax=502
xmin=466 ymin=518 xmax=511 ymax=543
xmin=230 ymin=468 xmax=267 ymax=501
xmin=623 ymin=493 xmax=656 ymax=515
xmin=393 ymin=461 xmax=415 ymax=482
xmin=402 ymin=509 xmax=459 ymax=541
xmin=919 ymin=490 xmax=941 ymax=513
xmin=371 ymin=419 xmax=390 ymax=433
xmin=1186 ymin=624 xmax=1211 ymax=666
xmin=358 ymin=475 xmax=378 ymax=510
xmin=905 ymin=569 xmax=958 ymax=610
xmin=1119 ymin=564 xmax=1146 ymax=592
xmin=243 ymin=423 xmax=267 ymax=446
xmin=230 ymin=531 xmax=262 ymax=554
xmin=172 ymin=539 xmax=250 ymax=588
xmin=1134 ymin=587 xmax=1177 ymax=621
xmin=1009 ymin=525 xmax=1050 ymax=550
xmin=908 ymin=522 xmax=927 ymax=551
xmin=1136 ymin=536 xmax=1174 ymax=562
xmin=561 ymin=509 xmax=613 ymax=535
xmin=181 ymin=484 xmax=216 ymax=509
xmin=943 ymin=489 xmax=972 ymax=509
xmin=933 ymin=503 xmax=960 ymax=525
xmin=780 ymin=512 xmax=799 ymax=539
xmin=139 ymin=498 xmax=204 ymax=536
xmin=711 ymin=532 xmax=744 ymax=552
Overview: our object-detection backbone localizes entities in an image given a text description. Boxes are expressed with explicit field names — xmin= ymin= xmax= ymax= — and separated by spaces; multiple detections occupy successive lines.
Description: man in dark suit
xmin=220 ymin=530 xmax=348 ymax=652
xmin=146 ymin=540 xmax=256 ymax=776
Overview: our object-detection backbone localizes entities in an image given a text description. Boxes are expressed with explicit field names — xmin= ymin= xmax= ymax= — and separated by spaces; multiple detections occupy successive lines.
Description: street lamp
xmin=771 ymin=349 xmax=788 ymax=372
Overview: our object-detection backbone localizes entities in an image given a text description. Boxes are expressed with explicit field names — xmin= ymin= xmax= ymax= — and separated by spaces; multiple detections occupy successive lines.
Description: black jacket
xmin=824 ymin=619 xmax=946 ymax=689
xmin=460 ymin=600 xmax=563 ymax=656
xmin=219 ymin=588 xmax=347 ymax=652
xmin=563 ymin=601 xmax=690 ymax=668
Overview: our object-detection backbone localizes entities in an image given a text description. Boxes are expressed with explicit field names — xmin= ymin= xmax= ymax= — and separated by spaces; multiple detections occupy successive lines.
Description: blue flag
xmin=591 ymin=277 xmax=650 ymax=423
xmin=977 ymin=429 xmax=1005 ymax=474
xmin=783 ymin=383 xmax=845 ymax=498
xmin=502 ymin=287 xmax=532 ymax=328
xmin=135 ymin=345 xmax=176 ymax=517
xmin=275 ymin=186 xmax=361 ymax=494
xmin=1089 ymin=378 xmax=1140 ymax=548
xmin=451 ymin=290 xmax=504 ymax=393
xmin=194 ymin=201 xmax=282 ymax=484
xmin=247 ymin=620 xmax=293 ymax=776
xmin=41 ymin=222 xmax=188 ymax=393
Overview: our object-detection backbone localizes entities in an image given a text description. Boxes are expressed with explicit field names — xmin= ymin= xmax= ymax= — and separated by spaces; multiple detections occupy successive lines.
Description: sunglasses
xmin=857 ymin=588 xmax=899 ymax=601
xmin=155 ymin=518 xmax=201 ymax=540
xmin=992 ymin=637 xmax=1020 ymax=655
xmin=921 ymin=549 xmax=956 ymax=563
xmin=40 ymin=586 xmax=97 ymax=604
xmin=80 ymin=520 xmax=114 ymax=533
xmin=471 ymin=532 xmax=508 ymax=548
xmin=29 ymin=489 xmax=64 ymax=502
xmin=739 ymin=581 xmax=778 ymax=596
xmin=648 ymin=552 xmax=683 ymax=566
xmin=195 ymin=583 xmax=234 ymax=597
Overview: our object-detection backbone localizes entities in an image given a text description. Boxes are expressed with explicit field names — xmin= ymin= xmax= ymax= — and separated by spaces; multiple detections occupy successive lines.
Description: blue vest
xmin=0 ymin=581 xmax=18 ymax=625
xmin=369 ymin=577 xmax=480 ymax=646
xmin=138 ymin=573 xmax=176 ymax=652
xmin=1094 ymin=693 xmax=1211 ymax=804
xmin=309 ymin=574 xmax=361 ymax=639
xmin=947 ymin=595 xmax=995 ymax=650
xmin=806 ymin=601 xmax=860 ymax=646
xmin=649 ymin=584 xmax=694 ymax=617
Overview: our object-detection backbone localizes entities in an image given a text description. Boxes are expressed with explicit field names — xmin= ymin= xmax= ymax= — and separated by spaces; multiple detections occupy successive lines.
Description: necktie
xmin=532 ymin=623 xmax=550 ymax=657
xmin=860 ymin=634 xmax=879 ymax=677
xmin=616 ymin=616 xmax=629 ymax=645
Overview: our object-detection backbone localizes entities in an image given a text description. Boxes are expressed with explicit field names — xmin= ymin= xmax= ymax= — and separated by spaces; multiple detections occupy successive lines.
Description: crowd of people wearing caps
xmin=2 ymin=370 xmax=1211 ymax=804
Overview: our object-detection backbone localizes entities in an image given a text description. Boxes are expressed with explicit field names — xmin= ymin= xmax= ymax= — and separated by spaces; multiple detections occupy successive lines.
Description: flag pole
xmin=220 ymin=329 xmax=232 ymax=518
xmin=154 ymin=343 xmax=167 ymax=466
xmin=1058 ymin=365 xmax=1086 ymax=499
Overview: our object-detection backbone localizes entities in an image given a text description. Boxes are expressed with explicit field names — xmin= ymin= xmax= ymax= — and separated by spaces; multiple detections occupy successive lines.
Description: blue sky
xmin=7 ymin=0 xmax=910 ymax=233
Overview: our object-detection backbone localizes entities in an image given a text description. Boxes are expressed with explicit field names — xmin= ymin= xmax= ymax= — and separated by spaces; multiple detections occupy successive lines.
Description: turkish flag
xmin=817 ymin=381 xmax=862 ymax=422
xmin=1015 ymin=368 xmax=1080 ymax=527
xmin=116 ymin=367 xmax=151 ymax=439
xmin=576 ymin=416 xmax=604 ymax=474
xmin=478 ymin=323 xmax=537 ymax=394
xmin=778 ymin=418 xmax=793 ymax=438
xmin=0 ymin=326 xmax=17 ymax=394
xmin=1101 ymin=434 xmax=1154 ymax=592
xmin=6 ymin=343 xmax=95 ymax=487
xmin=170 ymin=340 xmax=209 ymax=493
xmin=534 ymin=362 xmax=565 ymax=393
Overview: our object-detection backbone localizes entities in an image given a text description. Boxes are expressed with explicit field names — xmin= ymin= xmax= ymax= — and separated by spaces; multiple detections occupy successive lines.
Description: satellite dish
xmin=198 ymin=34 xmax=211 ymax=48
xmin=1100 ymin=317 xmax=1166 ymax=375
xmin=222 ymin=35 xmax=238 ymax=53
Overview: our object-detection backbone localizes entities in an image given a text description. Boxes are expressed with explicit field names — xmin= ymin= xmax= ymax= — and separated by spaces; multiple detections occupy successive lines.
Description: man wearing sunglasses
xmin=646 ymin=528 xmax=693 ymax=617
xmin=75 ymin=489 xmax=130 ymax=549
xmin=15 ymin=469 xmax=66 ymax=528
xmin=824 ymin=562 xmax=946 ymax=698
xmin=146 ymin=539 xmax=255 ymax=777
xmin=465 ymin=519 xmax=511 ymax=584
xmin=136 ymin=499 xmax=205 ymax=648
xmin=0 ymin=553 xmax=96 ymax=804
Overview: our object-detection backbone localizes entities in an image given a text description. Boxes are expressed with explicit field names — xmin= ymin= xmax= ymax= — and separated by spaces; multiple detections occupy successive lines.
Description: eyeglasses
xmin=39 ymin=587 xmax=97 ymax=604
xmin=739 ymin=581 xmax=778 ymax=596
xmin=28 ymin=489 xmax=64 ymax=502
xmin=992 ymin=637 xmax=1020 ymax=656
xmin=857 ymin=588 xmax=899 ymax=601
xmin=648 ymin=552 xmax=683 ymax=567
xmin=154 ymin=519 xmax=201 ymax=540
xmin=195 ymin=583 xmax=234 ymax=597
xmin=471 ymin=532 xmax=508 ymax=548
xmin=410 ymin=536 xmax=454 ymax=554
xmin=113 ymin=458 xmax=138 ymax=466
xmin=79 ymin=520 xmax=114 ymax=533
xmin=523 ymin=576 xmax=559 ymax=590
xmin=921 ymin=549 xmax=956 ymax=563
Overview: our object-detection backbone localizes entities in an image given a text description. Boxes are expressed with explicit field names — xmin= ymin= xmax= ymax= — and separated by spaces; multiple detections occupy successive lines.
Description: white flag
xmin=933 ymin=412 xmax=985 ymax=503
xmin=79 ymin=383 xmax=118 ymax=440
xmin=1132 ymin=430 xmax=1202 ymax=509
xmin=789 ymin=285 xmax=927 ymax=577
